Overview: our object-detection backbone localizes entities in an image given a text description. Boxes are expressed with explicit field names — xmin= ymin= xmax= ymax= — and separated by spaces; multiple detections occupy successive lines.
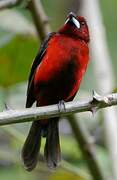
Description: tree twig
xmin=27 ymin=0 xmax=51 ymax=40
xmin=68 ymin=115 xmax=104 ymax=180
xmin=0 ymin=0 xmax=24 ymax=9
xmin=0 ymin=92 xmax=117 ymax=126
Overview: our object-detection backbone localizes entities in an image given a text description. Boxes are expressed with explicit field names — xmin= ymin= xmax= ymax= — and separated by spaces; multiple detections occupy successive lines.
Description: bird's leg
xmin=58 ymin=100 xmax=66 ymax=113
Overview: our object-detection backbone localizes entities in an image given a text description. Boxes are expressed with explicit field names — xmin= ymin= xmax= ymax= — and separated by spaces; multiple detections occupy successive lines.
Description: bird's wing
xmin=26 ymin=32 xmax=55 ymax=108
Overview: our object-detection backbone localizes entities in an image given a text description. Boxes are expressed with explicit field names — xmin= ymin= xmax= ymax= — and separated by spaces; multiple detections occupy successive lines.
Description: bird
xmin=22 ymin=12 xmax=90 ymax=171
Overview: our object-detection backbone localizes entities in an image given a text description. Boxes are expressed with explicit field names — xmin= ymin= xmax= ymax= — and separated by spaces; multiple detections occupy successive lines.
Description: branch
xmin=27 ymin=0 xmax=51 ymax=40
xmin=0 ymin=0 xmax=24 ymax=9
xmin=0 ymin=92 xmax=117 ymax=126
xmin=68 ymin=115 xmax=104 ymax=180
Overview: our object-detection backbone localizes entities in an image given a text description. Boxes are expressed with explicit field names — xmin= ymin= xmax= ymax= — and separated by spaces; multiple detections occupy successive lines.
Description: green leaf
xmin=0 ymin=35 xmax=39 ymax=86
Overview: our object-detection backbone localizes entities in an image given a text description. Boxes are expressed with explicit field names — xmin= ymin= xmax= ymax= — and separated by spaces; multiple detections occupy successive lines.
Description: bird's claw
xmin=58 ymin=100 xmax=66 ymax=113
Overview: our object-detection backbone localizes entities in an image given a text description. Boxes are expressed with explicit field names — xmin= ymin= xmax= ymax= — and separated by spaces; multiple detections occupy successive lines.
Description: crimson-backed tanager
xmin=22 ymin=12 xmax=90 ymax=171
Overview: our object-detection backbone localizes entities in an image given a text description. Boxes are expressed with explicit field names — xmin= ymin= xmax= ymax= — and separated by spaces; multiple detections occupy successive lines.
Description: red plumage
xmin=22 ymin=12 xmax=90 ymax=171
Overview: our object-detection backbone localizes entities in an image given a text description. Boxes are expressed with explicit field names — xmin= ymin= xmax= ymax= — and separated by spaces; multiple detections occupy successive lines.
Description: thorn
xmin=4 ymin=103 xmax=12 ymax=111
xmin=58 ymin=100 xmax=66 ymax=113
xmin=92 ymin=90 xmax=101 ymax=102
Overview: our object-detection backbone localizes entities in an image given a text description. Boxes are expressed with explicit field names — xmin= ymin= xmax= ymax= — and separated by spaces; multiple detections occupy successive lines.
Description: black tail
xmin=22 ymin=121 xmax=41 ymax=171
xmin=44 ymin=118 xmax=61 ymax=168
xmin=22 ymin=118 xmax=61 ymax=171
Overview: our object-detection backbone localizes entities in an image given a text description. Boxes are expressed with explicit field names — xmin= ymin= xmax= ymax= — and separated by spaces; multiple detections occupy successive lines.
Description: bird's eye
xmin=81 ymin=21 xmax=85 ymax=25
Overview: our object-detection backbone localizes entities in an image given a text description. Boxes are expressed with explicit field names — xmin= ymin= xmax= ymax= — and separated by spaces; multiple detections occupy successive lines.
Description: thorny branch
xmin=0 ymin=91 xmax=117 ymax=126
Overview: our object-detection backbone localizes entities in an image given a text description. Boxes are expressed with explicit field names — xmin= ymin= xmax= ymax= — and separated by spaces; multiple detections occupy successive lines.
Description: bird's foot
xmin=58 ymin=100 xmax=66 ymax=113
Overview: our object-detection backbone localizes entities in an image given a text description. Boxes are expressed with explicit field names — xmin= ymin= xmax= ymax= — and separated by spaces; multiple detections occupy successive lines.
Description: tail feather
xmin=44 ymin=118 xmax=61 ymax=168
xmin=22 ymin=121 xmax=41 ymax=171
xmin=22 ymin=118 xmax=61 ymax=171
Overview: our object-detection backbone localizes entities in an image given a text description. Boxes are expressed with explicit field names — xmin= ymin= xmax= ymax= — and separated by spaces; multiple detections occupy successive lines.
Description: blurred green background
xmin=0 ymin=0 xmax=116 ymax=180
